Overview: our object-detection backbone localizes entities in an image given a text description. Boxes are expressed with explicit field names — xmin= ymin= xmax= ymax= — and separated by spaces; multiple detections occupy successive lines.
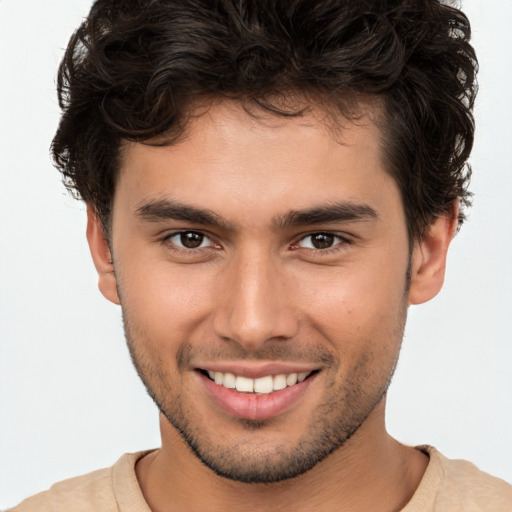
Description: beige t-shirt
xmin=10 ymin=446 xmax=512 ymax=511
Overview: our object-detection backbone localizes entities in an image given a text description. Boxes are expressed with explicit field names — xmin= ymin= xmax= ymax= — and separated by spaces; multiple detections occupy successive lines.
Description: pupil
xmin=181 ymin=232 xmax=203 ymax=249
xmin=312 ymin=233 xmax=334 ymax=249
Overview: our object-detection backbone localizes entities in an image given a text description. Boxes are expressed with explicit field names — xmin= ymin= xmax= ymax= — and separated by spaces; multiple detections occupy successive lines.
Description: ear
xmin=86 ymin=207 xmax=120 ymax=305
xmin=408 ymin=203 xmax=459 ymax=305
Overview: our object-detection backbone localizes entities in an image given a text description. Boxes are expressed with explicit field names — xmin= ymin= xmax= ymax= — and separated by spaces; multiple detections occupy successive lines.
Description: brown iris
xmin=310 ymin=233 xmax=335 ymax=249
xmin=180 ymin=231 xmax=204 ymax=248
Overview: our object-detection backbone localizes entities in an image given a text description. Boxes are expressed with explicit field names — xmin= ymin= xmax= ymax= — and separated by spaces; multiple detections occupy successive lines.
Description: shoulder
xmin=9 ymin=452 xmax=150 ymax=512
xmin=404 ymin=446 xmax=512 ymax=512
xmin=9 ymin=466 xmax=115 ymax=512
xmin=435 ymin=448 xmax=512 ymax=510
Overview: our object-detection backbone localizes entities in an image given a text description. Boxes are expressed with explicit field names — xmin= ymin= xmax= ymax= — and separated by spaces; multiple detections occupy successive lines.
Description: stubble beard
xmin=121 ymin=303 xmax=407 ymax=484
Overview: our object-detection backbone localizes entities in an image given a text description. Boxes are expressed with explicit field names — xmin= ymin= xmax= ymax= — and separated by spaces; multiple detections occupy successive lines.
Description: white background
xmin=1 ymin=0 xmax=511 ymax=508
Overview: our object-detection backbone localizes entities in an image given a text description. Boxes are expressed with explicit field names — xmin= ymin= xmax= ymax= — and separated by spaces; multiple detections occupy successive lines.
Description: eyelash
xmin=161 ymin=230 xmax=351 ymax=256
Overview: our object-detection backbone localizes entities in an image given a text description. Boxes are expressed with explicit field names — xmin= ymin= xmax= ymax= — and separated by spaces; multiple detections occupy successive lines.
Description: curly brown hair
xmin=52 ymin=0 xmax=477 ymax=241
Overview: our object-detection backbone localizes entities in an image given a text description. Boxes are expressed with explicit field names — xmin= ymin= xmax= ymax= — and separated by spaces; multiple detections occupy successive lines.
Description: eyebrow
xmin=136 ymin=199 xmax=236 ymax=231
xmin=273 ymin=202 xmax=378 ymax=228
xmin=135 ymin=198 xmax=378 ymax=231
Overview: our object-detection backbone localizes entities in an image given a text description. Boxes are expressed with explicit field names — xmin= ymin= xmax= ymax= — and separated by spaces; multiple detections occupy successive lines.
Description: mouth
xmin=196 ymin=367 xmax=320 ymax=420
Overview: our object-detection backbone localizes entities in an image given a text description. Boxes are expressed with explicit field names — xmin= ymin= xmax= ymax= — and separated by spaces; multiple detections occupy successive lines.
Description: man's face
xmin=106 ymin=101 xmax=413 ymax=482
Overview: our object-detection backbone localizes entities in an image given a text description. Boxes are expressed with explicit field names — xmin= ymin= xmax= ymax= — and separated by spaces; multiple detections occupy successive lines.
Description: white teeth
xmin=206 ymin=370 xmax=312 ymax=394
xmin=298 ymin=372 xmax=308 ymax=382
xmin=273 ymin=374 xmax=287 ymax=390
xmin=223 ymin=372 xmax=236 ymax=389
xmin=254 ymin=375 xmax=273 ymax=394
xmin=235 ymin=376 xmax=254 ymax=393
xmin=286 ymin=373 xmax=298 ymax=386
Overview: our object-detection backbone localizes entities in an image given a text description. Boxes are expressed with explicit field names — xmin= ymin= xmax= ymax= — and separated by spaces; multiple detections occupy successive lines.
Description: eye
xmin=297 ymin=232 xmax=345 ymax=250
xmin=167 ymin=231 xmax=214 ymax=249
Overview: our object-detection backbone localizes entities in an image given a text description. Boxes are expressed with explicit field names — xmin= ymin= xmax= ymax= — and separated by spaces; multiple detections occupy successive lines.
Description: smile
xmin=204 ymin=370 xmax=312 ymax=394
xmin=198 ymin=368 xmax=319 ymax=420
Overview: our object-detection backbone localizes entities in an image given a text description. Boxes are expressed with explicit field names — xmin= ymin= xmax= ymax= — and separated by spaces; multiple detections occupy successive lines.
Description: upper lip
xmin=194 ymin=361 xmax=319 ymax=379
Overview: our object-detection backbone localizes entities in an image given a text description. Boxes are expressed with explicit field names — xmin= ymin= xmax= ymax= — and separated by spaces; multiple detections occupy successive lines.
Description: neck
xmin=136 ymin=400 xmax=428 ymax=512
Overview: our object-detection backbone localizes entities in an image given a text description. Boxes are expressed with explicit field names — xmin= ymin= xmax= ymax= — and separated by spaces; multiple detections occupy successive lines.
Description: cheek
xmin=116 ymin=257 xmax=215 ymax=344
xmin=296 ymin=256 xmax=408 ymax=349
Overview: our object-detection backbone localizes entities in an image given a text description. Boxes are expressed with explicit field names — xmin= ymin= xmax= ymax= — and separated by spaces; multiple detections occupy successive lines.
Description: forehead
xmin=114 ymin=99 xmax=400 ymax=227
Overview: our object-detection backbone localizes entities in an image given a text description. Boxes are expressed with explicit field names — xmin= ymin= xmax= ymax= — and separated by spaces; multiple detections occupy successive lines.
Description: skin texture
xmin=87 ymin=100 xmax=457 ymax=511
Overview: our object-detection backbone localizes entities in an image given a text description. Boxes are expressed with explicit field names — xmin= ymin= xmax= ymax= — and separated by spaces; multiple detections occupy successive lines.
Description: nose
xmin=212 ymin=248 xmax=299 ymax=351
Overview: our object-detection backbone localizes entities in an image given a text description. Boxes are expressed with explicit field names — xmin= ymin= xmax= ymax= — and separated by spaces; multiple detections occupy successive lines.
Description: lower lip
xmin=198 ymin=372 xmax=317 ymax=421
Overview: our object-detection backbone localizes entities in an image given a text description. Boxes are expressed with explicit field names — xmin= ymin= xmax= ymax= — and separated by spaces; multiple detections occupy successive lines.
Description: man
xmin=11 ymin=0 xmax=512 ymax=510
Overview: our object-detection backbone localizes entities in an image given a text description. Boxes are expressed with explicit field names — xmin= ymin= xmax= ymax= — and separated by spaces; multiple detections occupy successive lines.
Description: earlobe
xmin=86 ymin=207 xmax=121 ymax=305
xmin=408 ymin=204 xmax=459 ymax=305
